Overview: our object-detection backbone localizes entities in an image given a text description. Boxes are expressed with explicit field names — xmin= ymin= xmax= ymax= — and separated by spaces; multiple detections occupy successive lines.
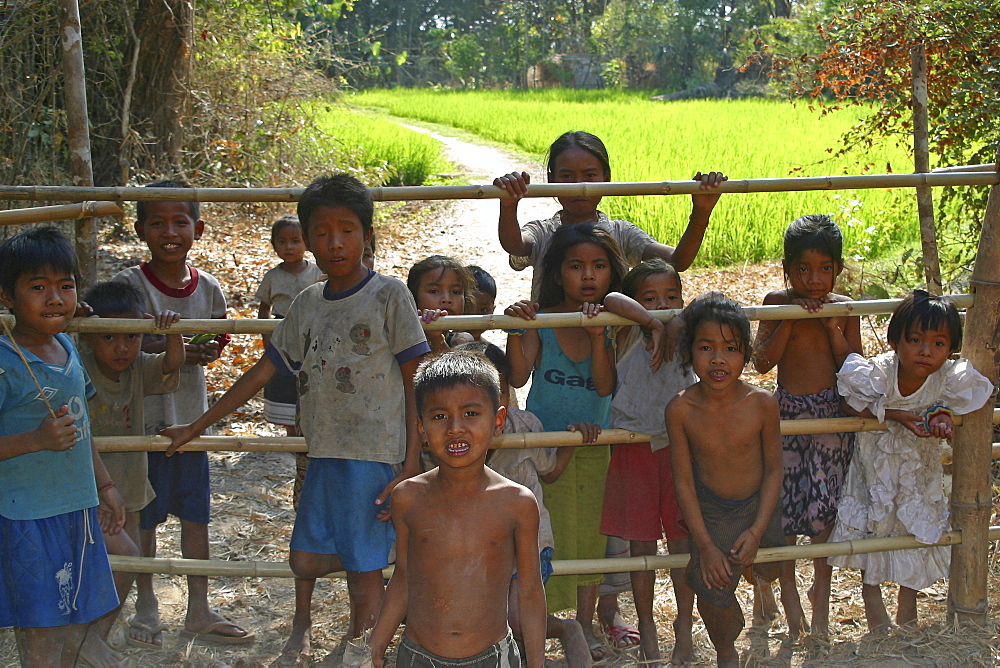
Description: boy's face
xmin=272 ymin=226 xmax=306 ymax=265
xmin=473 ymin=291 xmax=496 ymax=317
xmin=784 ymin=248 xmax=841 ymax=300
xmin=418 ymin=382 xmax=505 ymax=469
xmin=636 ymin=273 xmax=683 ymax=311
xmin=0 ymin=266 xmax=77 ymax=342
xmin=690 ymin=320 xmax=747 ymax=390
xmin=135 ymin=202 xmax=203 ymax=266
xmin=304 ymin=206 xmax=372 ymax=291
xmin=84 ymin=311 xmax=142 ymax=380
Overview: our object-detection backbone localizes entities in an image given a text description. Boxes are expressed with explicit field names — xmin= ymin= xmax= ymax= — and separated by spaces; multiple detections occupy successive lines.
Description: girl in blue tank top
xmin=503 ymin=223 xmax=628 ymax=657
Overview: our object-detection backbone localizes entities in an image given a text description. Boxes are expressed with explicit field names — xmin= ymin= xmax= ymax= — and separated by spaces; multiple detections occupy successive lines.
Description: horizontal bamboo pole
xmin=2 ymin=294 xmax=971 ymax=335
xmin=933 ymin=163 xmax=997 ymax=173
xmin=107 ymin=526 xmax=1000 ymax=578
xmin=0 ymin=201 xmax=123 ymax=226
xmin=2 ymin=172 xmax=997 ymax=204
xmin=94 ymin=409 xmax=1000 ymax=453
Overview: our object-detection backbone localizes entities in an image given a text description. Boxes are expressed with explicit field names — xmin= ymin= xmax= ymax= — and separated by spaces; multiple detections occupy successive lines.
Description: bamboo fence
xmin=2 ymin=172 xmax=999 ymax=204
xmin=0 ymin=201 xmax=122 ymax=226
xmin=0 ymin=293 xmax=976 ymax=334
xmin=107 ymin=526 xmax=1000 ymax=579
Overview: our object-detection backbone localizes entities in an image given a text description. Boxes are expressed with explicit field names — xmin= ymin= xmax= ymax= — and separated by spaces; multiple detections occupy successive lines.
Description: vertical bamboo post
xmin=911 ymin=44 xmax=942 ymax=295
xmin=56 ymin=0 xmax=96 ymax=289
xmin=947 ymin=155 xmax=1000 ymax=624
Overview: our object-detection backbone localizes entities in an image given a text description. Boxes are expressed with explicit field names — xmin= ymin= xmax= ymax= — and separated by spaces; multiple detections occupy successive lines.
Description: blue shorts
xmin=139 ymin=451 xmax=211 ymax=529
xmin=0 ymin=507 xmax=119 ymax=628
xmin=289 ymin=458 xmax=395 ymax=573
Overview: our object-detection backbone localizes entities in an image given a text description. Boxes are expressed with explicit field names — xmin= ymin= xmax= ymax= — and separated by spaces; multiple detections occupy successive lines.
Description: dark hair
xmin=887 ymin=289 xmax=963 ymax=351
xmin=466 ymin=265 xmax=497 ymax=300
xmin=270 ymin=214 xmax=302 ymax=245
xmin=368 ymin=231 xmax=377 ymax=254
xmin=407 ymin=256 xmax=476 ymax=314
xmin=0 ymin=226 xmax=79 ymax=295
xmin=83 ymin=281 xmax=145 ymax=318
xmin=546 ymin=131 xmax=611 ymax=181
xmin=679 ymin=295 xmax=753 ymax=369
xmin=456 ymin=341 xmax=511 ymax=385
xmin=538 ymin=224 xmax=628 ymax=309
xmin=297 ymin=173 xmax=374 ymax=242
xmin=783 ymin=214 xmax=844 ymax=268
xmin=415 ymin=351 xmax=502 ymax=414
xmin=620 ymin=258 xmax=681 ymax=301
xmin=136 ymin=180 xmax=199 ymax=224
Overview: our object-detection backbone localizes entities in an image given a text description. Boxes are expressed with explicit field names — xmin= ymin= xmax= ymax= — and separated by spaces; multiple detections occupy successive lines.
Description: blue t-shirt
xmin=0 ymin=333 xmax=98 ymax=520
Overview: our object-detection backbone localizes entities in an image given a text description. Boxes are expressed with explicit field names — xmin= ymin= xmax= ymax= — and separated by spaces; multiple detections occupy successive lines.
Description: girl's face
xmin=891 ymin=323 xmax=953 ymax=388
xmin=784 ymin=248 xmax=840 ymax=300
xmin=273 ymin=225 xmax=306 ymax=265
xmin=558 ymin=242 xmax=611 ymax=305
xmin=550 ymin=146 xmax=607 ymax=220
xmin=415 ymin=267 xmax=465 ymax=315
xmin=634 ymin=273 xmax=683 ymax=311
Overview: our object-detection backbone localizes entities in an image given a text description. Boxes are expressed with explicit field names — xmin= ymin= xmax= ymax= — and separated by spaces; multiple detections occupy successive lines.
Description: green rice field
xmin=345 ymin=89 xmax=919 ymax=265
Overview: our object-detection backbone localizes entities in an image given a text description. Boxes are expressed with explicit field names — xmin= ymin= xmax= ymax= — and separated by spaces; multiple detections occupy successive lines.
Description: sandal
xmin=603 ymin=623 xmax=641 ymax=649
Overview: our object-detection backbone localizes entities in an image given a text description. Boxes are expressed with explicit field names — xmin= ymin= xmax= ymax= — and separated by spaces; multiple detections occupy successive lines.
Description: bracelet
xmin=97 ymin=480 xmax=116 ymax=493
xmin=504 ymin=328 xmax=526 ymax=336
xmin=923 ymin=404 xmax=954 ymax=432
xmin=747 ymin=527 xmax=760 ymax=543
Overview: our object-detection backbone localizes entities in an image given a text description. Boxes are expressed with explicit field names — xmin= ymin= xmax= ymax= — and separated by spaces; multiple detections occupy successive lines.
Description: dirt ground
xmin=2 ymin=133 xmax=999 ymax=666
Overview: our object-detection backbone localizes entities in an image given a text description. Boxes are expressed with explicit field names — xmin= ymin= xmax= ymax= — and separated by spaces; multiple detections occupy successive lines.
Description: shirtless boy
xmin=666 ymin=296 xmax=784 ymax=667
xmin=370 ymin=351 xmax=546 ymax=668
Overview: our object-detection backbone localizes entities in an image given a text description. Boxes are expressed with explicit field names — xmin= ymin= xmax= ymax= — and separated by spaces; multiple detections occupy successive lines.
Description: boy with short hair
xmin=79 ymin=280 xmax=184 ymax=652
xmin=0 ymin=227 xmax=121 ymax=666
xmin=370 ymin=351 xmax=546 ymax=668
xmin=113 ymin=180 xmax=253 ymax=646
xmin=666 ymin=296 xmax=784 ymax=667
xmin=162 ymin=172 xmax=430 ymax=640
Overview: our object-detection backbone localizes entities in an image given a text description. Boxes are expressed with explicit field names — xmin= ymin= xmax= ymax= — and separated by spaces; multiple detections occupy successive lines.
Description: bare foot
xmin=183 ymin=608 xmax=254 ymax=643
xmin=637 ymin=617 xmax=660 ymax=666
xmin=78 ymin=633 xmax=123 ymax=668
xmin=671 ymin=618 xmax=694 ymax=666
xmin=273 ymin=627 xmax=311 ymax=666
xmin=580 ymin=624 xmax=607 ymax=662
xmin=557 ymin=619 xmax=594 ymax=667
xmin=753 ymin=579 xmax=780 ymax=628
xmin=862 ymin=584 xmax=891 ymax=633
xmin=126 ymin=606 xmax=165 ymax=649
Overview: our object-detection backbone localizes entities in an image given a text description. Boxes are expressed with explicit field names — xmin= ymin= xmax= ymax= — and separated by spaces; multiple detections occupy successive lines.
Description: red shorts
xmin=600 ymin=443 xmax=688 ymax=541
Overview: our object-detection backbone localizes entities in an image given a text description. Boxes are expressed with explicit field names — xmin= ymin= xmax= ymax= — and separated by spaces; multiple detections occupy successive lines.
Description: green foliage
xmin=353 ymin=89 xmax=916 ymax=265
xmin=444 ymin=34 xmax=487 ymax=88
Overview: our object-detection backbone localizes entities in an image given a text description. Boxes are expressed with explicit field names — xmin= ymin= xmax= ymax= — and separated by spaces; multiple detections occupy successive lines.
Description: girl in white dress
xmin=829 ymin=290 xmax=994 ymax=630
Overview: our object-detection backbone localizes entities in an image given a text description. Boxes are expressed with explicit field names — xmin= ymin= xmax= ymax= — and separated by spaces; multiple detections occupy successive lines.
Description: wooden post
xmin=56 ymin=0 xmax=96 ymax=289
xmin=947 ymin=155 xmax=1000 ymax=624
xmin=912 ymin=44 xmax=942 ymax=295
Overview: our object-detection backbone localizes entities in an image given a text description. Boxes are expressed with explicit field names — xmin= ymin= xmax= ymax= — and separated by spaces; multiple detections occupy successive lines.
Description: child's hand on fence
xmin=790 ymin=296 xmax=827 ymax=314
xmin=927 ymin=412 xmax=955 ymax=440
xmin=690 ymin=170 xmax=728 ymax=216
xmin=74 ymin=301 xmax=94 ymax=318
xmin=196 ymin=340 xmax=220 ymax=366
xmin=641 ymin=316 xmax=666 ymax=372
xmin=35 ymin=405 xmax=76 ymax=452
xmin=147 ymin=309 xmax=181 ymax=330
xmin=494 ymin=171 xmax=530 ymax=209
xmin=580 ymin=301 xmax=605 ymax=338
xmin=504 ymin=300 xmax=538 ymax=321
xmin=730 ymin=527 xmax=760 ymax=567
xmin=161 ymin=423 xmax=197 ymax=456
xmin=885 ymin=409 xmax=931 ymax=437
xmin=97 ymin=484 xmax=126 ymax=535
xmin=567 ymin=422 xmax=601 ymax=444
xmin=700 ymin=542 xmax=732 ymax=590
xmin=660 ymin=314 xmax=684 ymax=363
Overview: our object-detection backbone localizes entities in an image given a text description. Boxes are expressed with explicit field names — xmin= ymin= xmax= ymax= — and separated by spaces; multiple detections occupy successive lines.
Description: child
xmin=829 ymin=290 xmax=993 ymax=630
xmin=113 ymin=180 xmax=253 ymax=646
xmin=0 ymin=227 xmax=121 ymax=666
xmin=407 ymin=255 xmax=475 ymax=353
xmin=494 ymin=130 xmax=727 ymax=300
xmin=161 ymin=173 xmax=430 ymax=642
xmin=369 ymin=351 xmax=545 ymax=668
xmin=752 ymin=214 xmax=863 ymax=636
xmin=465 ymin=264 xmax=497 ymax=342
xmin=457 ymin=341 xmax=593 ymax=666
xmin=79 ymin=281 xmax=184 ymax=654
xmin=666 ymin=295 xmax=785 ymax=668
xmin=504 ymin=223 xmax=626 ymax=658
xmin=600 ymin=259 xmax=698 ymax=665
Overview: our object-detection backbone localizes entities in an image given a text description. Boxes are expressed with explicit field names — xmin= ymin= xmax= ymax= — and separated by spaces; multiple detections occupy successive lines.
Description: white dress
xmin=828 ymin=352 xmax=994 ymax=590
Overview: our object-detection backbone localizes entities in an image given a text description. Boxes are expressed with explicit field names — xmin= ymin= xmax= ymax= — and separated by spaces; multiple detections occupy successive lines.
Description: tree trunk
xmin=911 ymin=45 xmax=942 ymax=294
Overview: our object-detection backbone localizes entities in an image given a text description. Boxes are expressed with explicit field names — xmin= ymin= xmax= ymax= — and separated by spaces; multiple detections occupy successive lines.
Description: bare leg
xmin=861 ymin=578 xmax=891 ymax=633
xmin=345 ymin=570 xmax=385 ymax=637
xmin=667 ymin=538 xmax=695 ymax=666
xmin=778 ymin=536 xmax=808 ymax=638
xmin=20 ymin=626 xmax=74 ymax=668
xmin=752 ymin=575 xmax=780 ymax=627
xmin=130 ymin=525 xmax=163 ymax=647
xmin=807 ymin=526 xmax=833 ymax=637
xmin=576 ymin=583 xmax=604 ymax=660
xmin=79 ymin=523 xmax=139 ymax=667
xmin=896 ymin=586 xmax=918 ymax=626
xmin=181 ymin=519 xmax=252 ymax=640
xmin=510 ymin=574 xmax=592 ymax=666
xmin=696 ymin=597 xmax=743 ymax=668
xmin=630 ymin=539 xmax=660 ymax=665
xmin=280 ymin=578 xmax=316 ymax=659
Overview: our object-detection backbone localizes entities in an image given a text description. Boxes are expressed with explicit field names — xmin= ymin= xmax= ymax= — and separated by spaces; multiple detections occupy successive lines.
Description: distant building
xmin=526 ymin=54 xmax=602 ymax=89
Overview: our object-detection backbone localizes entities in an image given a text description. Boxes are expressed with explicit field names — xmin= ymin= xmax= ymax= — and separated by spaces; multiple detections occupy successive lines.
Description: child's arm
xmin=494 ymin=171 xmax=533 ymax=256
xmin=257 ymin=301 xmax=272 ymax=349
xmin=730 ymin=393 xmax=782 ymax=567
xmin=752 ymin=291 xmax=793 ymax=373
xmin=0 ymin=405 xmax=77 ymax=461
xmin=370 ymin=487 xmax=411 ymax=668
xmin=513 ymin=491 xmax=546 ymax=667
xmin=149 ymin=309 xmax=184 ymax=374
xmin=375 ymin=355 xmax=424 ymax=515
xmin=91 ymin=432 xmax=126 ymax=535
xmin=582 ymin=304 xmax=616 ymax=396
xmin=160 ymin=354 xmax=277 ymax=454
xmin=842 ymin=400 xmax=933 ymax=438
xmin=539 ymin=445 xmax=575 ymax=484
xmin=822 ymin=311 xmax=863 ymax=369
xmin=643 ymin=171 xmax=727 ymax=271
xmin=504 ymin=300 xmax=541 ymax=388
xmin=604 ymin=292 xmax=667 ymax=370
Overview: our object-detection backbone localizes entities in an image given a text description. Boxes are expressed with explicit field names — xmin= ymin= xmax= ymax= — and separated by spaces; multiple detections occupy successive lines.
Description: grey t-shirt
xmin=254 ymin=260 xmax=325 ymax=317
